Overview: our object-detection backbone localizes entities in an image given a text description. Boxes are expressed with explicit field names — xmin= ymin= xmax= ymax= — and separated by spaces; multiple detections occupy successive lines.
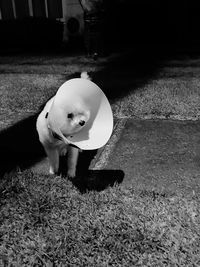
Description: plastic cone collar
xmin=47 ymin=78 xmax=113 ymax=150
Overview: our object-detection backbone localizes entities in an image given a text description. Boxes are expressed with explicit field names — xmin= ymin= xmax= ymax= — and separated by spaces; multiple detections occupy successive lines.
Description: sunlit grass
xmin=2 ymin=55 xmax=200 ymax=120
xmin=120 ymin=77 xmax=200 ymax=120
xmin=0 ymin=74 xmax=64 ymax=113
xmin=0 ymin=170 xmax=199 ymax=266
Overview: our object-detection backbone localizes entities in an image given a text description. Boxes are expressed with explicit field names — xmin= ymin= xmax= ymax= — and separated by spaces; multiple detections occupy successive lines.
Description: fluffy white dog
xmin=36 ymin=72 xmax=113 ymax=179
xmin=36 ymin=73 xmax=91 ymax=178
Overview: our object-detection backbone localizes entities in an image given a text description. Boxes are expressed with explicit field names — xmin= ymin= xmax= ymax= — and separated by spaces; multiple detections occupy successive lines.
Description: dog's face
xmin=59 ymin=108 xmax=90 ymax=137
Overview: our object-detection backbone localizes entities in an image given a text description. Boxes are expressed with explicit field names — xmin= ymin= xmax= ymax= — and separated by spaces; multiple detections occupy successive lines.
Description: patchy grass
xmin=0 ymin=170 xmax=200 ymax=266
xmin=0 ymin=54 xmax=108 ymax=72
xmin=111 ymin=57 xmax=200 ymax=119
xmin=121 ymin=77 xmax=200 ymax=120
xmin=2 ymin=54 xmax=200 ymax=121
xmin=3 ymin=71 xmax=200 ymax=121
xmin=0 ymin=74 xmax=63 ymax=112
xmin=0 ymin=74 xmax=63 ymax=113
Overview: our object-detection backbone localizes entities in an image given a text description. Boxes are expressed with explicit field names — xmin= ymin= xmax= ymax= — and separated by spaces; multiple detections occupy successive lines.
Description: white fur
xmin=36 ymin=72 xmax=91 ymax=178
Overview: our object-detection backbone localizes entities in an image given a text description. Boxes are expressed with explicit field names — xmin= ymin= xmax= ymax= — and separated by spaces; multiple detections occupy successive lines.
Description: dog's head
xmin=47 ymin=98 xmax=91 ymax=140
xmin=60 ymin=107 xmax=90 ymax=137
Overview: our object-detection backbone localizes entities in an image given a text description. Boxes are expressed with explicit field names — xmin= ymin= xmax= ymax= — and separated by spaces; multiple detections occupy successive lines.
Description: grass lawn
xmin=120 ymin=77 xmax=200 ymax=120
xmin=113 ymin=59 xmax=200 ymax=120
xmin=0 ymin=170 xmax=200 ymax=266
xmin=1 ymin=53 xmax=200 ymax=265
xmin=1 ymin=53 xmax=200 ymax=121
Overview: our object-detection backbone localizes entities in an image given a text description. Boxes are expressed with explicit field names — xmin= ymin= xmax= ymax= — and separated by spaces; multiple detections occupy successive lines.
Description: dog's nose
xmin=79 ymin=120 xmax=85 ymax=126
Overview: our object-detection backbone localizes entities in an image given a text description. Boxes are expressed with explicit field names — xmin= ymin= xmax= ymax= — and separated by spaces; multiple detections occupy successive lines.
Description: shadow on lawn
xmin=91 ymin=49 xmax=159 ymax=101
xmin=0 ymin=112 xmax=93 ymax=175
xmin=60 ymin=151 xmax=125 ymax=192
xmin=0 ymin=113 xmax=45 ymax=176
xmin=72 ymin=169 xmax=125 ymax=193
xmin=69 ymin=45 xmax=173 ymax=103
xmin=0 ymin=112 xmax=124 ymax=191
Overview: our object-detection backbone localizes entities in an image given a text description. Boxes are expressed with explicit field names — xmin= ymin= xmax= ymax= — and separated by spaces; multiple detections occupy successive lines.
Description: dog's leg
xmin=67 ymin=146 xmax=79 ymax=179
xmin=44 ymin=146 xmax=59 ymax=174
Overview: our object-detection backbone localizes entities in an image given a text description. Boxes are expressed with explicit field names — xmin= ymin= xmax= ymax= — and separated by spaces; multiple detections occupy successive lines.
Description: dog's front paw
xmin=49 ymin=166 xmax=56 ymax=175
xmin=67 ymin=169 xmax=76 ymax=179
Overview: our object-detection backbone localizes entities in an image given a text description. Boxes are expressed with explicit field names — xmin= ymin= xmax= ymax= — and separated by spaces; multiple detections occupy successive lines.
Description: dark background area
xmin=103 ymin=0 xmax=200 ymax=55
xmin=0 ymin=0 xmax=200 ymax=55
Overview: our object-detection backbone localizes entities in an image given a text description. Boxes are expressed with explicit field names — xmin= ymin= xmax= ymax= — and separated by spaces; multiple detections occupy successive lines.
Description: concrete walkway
xmin=93 ymin=118 xmax=200 ymax=194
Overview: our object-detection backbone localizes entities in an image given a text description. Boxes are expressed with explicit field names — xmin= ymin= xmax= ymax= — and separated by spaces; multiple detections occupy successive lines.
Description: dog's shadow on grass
xmin=72 ymin=169 xmax=125 ymax=193
xmin=59 ymin=151 xmax=124 ymax=192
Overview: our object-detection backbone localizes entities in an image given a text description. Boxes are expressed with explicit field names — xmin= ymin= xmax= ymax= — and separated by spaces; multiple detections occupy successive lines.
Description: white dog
xmin=36 ymin=72 xmax=91 ymax=178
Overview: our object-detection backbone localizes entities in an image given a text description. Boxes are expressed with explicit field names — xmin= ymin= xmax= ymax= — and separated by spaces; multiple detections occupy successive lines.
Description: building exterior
xmin=0 ymin=0 xmax=84 ymax=42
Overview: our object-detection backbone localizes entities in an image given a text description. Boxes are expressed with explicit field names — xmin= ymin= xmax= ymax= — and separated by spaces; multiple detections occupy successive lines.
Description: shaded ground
xmin=104 ymin=119 xmax=200 ymax=194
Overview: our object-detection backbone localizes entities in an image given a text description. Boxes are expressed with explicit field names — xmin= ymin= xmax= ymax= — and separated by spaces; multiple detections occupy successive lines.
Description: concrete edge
xmin=90 ymin=118 xmax=127 ymax=170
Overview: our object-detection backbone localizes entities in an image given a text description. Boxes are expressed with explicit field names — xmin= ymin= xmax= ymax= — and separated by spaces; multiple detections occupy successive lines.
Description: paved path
xmin=96 ymin=119 xmax=200 ymax=194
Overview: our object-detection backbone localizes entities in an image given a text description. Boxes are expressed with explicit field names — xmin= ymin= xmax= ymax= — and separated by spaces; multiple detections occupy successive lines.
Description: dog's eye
xmin=67 ymin=113 xmax=74 ymax=119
